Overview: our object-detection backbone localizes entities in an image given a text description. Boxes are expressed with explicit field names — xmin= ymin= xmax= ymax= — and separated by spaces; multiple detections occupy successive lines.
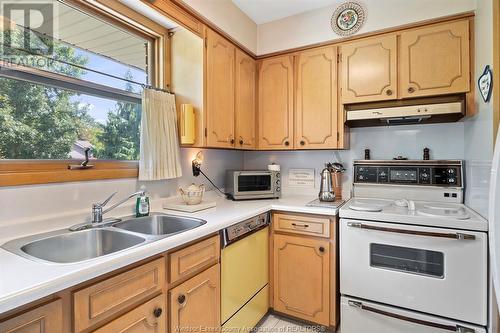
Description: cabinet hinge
xmin=204 ymin=37 xmax=207 ymax=48
xmin=204 ymin=128 xmax=207 ymax=137
xmin=337 ymin=53 xmax=342 ymax=63
xmin=337 ymin=132 xmax=340 ymax=142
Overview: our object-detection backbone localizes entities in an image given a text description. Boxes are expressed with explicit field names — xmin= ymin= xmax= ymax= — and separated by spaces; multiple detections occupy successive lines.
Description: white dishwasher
xmin=221 ymin=213 xmax=269 ymax=331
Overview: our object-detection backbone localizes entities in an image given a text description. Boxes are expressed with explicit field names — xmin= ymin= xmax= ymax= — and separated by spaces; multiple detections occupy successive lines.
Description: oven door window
xmin=370 ymin=243 xmax=444 ymax=278
xmin=237 ymin=175 xmax=272 ymax=192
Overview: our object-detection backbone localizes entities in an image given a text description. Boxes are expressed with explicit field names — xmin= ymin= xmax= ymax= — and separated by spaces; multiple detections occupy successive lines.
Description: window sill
xmin=0 ymin=160 xmax=138 ymax=187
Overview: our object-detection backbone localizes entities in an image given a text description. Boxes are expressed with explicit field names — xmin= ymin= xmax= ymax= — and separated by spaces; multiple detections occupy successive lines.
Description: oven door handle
xmin=347 ymin=300 xmax=475 ymax=332
xmin=346 ymin=222 xmax=475 ymax=240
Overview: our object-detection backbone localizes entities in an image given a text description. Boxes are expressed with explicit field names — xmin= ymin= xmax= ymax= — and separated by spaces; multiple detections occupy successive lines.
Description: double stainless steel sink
xmin=2 ymin=213 xmax=207 ymax=264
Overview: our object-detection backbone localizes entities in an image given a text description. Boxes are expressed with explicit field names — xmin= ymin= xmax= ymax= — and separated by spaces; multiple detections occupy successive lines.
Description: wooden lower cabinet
xmin=273 ymin=233 xmax=330 ymax=326
xmin=170 ymin=264 xmax=221 ymax=333
xmin=92 ymin=294 xmax=165 ymax=333
xmin=0 ymin=299 xmax=63 ymax=333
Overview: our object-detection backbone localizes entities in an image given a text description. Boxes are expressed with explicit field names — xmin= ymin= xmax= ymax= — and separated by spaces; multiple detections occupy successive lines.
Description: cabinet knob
xmin=178 ymin=294 xmax=186 ymax=304
xmin=230 ymin=139 xmax=235 ymax=144
xmin=319 ymin=246 xmax=326 ymax=253
xmin=153 ymin=307 xmax=163 ymax=318
xmin=284 ymin=141 xmax=290 ymax=146
xmin=300 ymin=140 xmax=305 ymax=146
xmin=407 ymin=87 xmax=415 ymax=93
xmin=239 ymin=139 xmax=244 ymax=145
xmin=386 ymin=89 xmax=393 ymax=96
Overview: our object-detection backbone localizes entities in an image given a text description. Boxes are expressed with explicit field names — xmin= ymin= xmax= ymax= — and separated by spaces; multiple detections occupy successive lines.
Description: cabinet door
xmin=341 ymin=35 xmax=398 ymax=103
xmin=295 ymin=46 xmax=338 ymax=149
xmin=170 ymin=264 xmax=220 ymax=333
xmin=92 ymin=295 xmax=165 ymax=333
xmin=258 ymin=56 xmax=294 ymax=150
xmin=0 ymin=299 xmax=62 ymax=332
xmin=206 ymin=29 xmax=235 ymax=148
xmin=235 ymin=49 xmax=256 ymax=149
xmin=273 ymin=234 xmax=330 ymax=325
xmin=400 ymin=20 xmax=470 ymax=98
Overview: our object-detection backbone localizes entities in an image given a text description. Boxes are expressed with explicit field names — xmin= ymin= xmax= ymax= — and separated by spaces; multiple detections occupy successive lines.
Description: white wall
xmin=257 ymin=0 xmax=476 ymax=55
xmin=0 ymin=148 xmax=243 ymax=225
xmin=181 ymin=0 xmax=258 ymax=53
xmin=464 ymin=0 xmax=494 ymax=216
xmin=244 ymin=123 xmax=465 ymax=198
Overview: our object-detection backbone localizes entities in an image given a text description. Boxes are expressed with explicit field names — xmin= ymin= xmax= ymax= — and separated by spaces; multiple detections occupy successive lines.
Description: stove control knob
xmin=447 ymin=178 xmax=456 ymax=184
xmin=447 ymin=168 xmax=456 ymax=174
xmin=358 ymin=175 xmax=364 ymax=180
xmin=276 ymin=179 xmax=280 ymax=185
xmin=421 ymin=172 xmax=429 ymax=179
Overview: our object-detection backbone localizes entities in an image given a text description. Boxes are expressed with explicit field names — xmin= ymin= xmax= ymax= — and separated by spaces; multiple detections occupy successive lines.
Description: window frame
xmin=0 ymin=0 xmax=171 ymax=186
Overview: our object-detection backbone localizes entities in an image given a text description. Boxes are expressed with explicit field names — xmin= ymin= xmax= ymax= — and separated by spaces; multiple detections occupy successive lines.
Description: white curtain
xmin=139 ymin=88 xmax=182 ymax=180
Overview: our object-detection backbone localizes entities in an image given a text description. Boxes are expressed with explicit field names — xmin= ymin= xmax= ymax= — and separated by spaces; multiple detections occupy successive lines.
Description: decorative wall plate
xmin=478 ymin=65 xmax=493 ymax=103
xmin=331 ymin=2 xmax=365 ymax=37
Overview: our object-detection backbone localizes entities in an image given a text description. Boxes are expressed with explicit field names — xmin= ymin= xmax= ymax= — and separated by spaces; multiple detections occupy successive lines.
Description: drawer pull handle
xmin=153 ymin=307 xmax=163 ymax=318
xmin=348 ymin=300 xmax=475 ymax=332
xmin=386 ymin=89 xmax=393 ymax=96
xmin=178 ymin=294 xmax=186 ymax=305
xmin=319 ymin=246 xmax=325 ymax=253
xmin=407 ymin=87 xmax=415 ymax=93
xmin=239 ymin=139 xmax=244 ymax=145
xmin=291 ymin=223 xmax=309 ymax=228
xmin=346 ymin=222 xmax=475 ymax=240
xmin=284 ymin=141 xmax=290 ymax=146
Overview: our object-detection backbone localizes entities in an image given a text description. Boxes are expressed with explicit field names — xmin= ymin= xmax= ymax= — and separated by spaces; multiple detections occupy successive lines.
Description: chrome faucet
xmin=92 ymin=190 xmax=145 ymax=223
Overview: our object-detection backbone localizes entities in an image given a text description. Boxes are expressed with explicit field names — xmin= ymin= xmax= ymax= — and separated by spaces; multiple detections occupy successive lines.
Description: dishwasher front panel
xmin=221 ymin=226 xmax=269 ymax=324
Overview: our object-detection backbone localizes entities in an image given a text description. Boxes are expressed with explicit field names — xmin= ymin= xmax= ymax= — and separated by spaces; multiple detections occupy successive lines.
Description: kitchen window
xmin=0 ymin=0 xmax=170 ymax=186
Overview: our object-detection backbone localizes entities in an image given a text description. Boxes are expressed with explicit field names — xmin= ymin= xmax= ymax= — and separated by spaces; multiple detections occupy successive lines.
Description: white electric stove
xmin=340 ymin=160 xmax=488 ymax=333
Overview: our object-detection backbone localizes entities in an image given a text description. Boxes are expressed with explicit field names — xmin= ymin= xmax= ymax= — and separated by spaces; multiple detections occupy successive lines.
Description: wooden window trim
xmin=0 ymin=0 xmax=171 ymax=187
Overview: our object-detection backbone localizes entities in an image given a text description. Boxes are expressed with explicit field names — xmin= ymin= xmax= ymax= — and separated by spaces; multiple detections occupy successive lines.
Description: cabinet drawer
xmin=73 ymin=258 xmax=165 ymax=332
xmin=169 ymin=235 xmax=220 ymax=283
xmin=0 ymin=299 xmax=63 ymax=332
xmin=273 ymin=213 xmax=330 ymax=238
xmin=92 ymin=294 xmax=166 ymax=333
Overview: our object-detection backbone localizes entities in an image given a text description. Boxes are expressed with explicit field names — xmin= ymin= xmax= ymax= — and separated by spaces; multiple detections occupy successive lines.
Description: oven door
xmin=234 ymin=172 xmax=274 ymax=196
xmin=340 ymin=219 xmax=487 ymax=326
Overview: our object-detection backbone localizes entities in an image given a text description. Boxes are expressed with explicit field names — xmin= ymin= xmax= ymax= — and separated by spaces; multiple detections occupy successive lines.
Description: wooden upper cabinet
xmin=258 ymin=56 xmax=294 ymax=150
xmin=170 ymin=264 xmax=220 ymax=333
xmin=400 ymin=20 xmax=470 ymax=98
xmin=295 ymin=46 xmax=338 ymax=149
xmin=0 ymin=300 xmax=63 ymax=333
xmin=341 ymin=35 xmax=398 ymax=103
xmin=206 ymin=29 xmax=235 ymax=148
xmin=273 ymin=233 xmax=330 ymax=325
xmin=235 ymin=49 xmax=257 ymax=149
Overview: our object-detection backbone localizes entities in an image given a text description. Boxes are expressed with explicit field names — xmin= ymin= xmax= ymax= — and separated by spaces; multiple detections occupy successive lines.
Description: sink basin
xmin=114 ymin=214 xmax=207 ymax=236
xmin=19 ymin=229 xmax=145 ymax=263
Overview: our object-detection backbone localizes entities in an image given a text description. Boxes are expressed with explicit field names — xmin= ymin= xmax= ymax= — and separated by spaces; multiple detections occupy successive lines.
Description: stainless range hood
xmin=345 ymin=95 xmax=466 ymax=127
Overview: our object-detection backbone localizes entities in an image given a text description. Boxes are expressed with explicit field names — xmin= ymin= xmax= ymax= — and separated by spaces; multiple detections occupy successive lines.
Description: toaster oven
xmin=226 ymin=170 xmax=281 ymax=200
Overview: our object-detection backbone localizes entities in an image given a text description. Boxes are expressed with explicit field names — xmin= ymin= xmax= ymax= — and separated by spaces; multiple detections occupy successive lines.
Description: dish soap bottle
xmin=136 ymin=186 xmax=150 ymax=217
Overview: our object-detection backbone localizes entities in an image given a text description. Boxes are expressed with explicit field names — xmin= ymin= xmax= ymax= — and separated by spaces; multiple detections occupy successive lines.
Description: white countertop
xmin=0 ymin=192 xmax=341 ymax=314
